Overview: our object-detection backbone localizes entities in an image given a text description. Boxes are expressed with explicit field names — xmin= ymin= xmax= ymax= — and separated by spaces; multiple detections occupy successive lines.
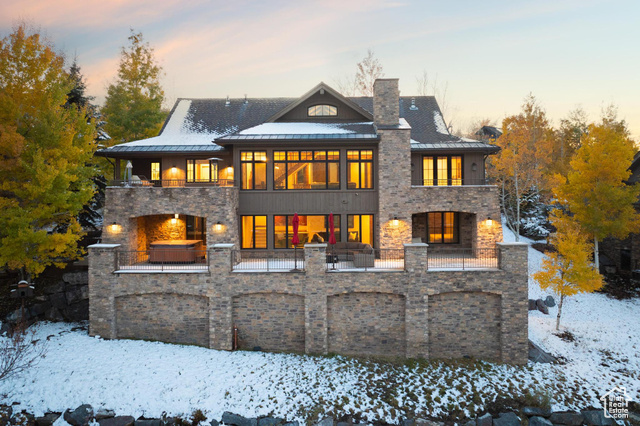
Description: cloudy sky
xmin=1 ymin=0 xmax=639 ymax=137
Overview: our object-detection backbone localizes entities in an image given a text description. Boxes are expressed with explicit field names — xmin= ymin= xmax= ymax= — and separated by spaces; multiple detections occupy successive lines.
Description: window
xmin=423 ymin=155 xmax=462 ymax=186
xmin=274 ymin=215 xmax=341 ymax=248
xmin=241 ymin=216 xmax=267 ymax=249
xmin=187 ymin=159 xmax=218 ymax=183
xmin=347 ymin=214 xmax=374 ymax=245
xmin=186 ymin=216 xmax=205 ymax=241
xmin=308 ymin=105 xmax=337 ymax=117
xmin=273 ymin=150 xmax=340 ymax=190
xmin=347 ymin=150 xmax=373 ymax=189
xmin=427 ymin=212 xmax=459 ymax=244
xmin=241 ymin=151 xmax=267 ymax=190
xmin=151 ymin=162 xmax=160 ymax=181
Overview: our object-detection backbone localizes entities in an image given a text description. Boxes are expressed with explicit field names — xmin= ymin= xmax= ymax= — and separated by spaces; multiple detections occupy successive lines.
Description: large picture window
xmin=187 ymin=159 xmax=218 ymax=183
xmin=422 ymin=155 xmax=462 ymax=186
xmin=241 ymin=216 xmax=267 ymax=249
xmin=347 ymin=214 xmax=374 ymax=245
xmin=274 ymin=215 xmax=341 ymax=248
xmin=347 ymin=150 xmax=373 ymax=189
xmin=241 ymin=151 xmax=267 ymax=190
xmin=427 ymin=212 xmax=459 ymax=244
xmin=274 ymin=150 xmax=340 ymax=190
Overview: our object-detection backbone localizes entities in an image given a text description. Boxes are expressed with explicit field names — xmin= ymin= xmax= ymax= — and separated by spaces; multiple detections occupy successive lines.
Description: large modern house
xmin=88 ymin=79 xmax=529 ymax=364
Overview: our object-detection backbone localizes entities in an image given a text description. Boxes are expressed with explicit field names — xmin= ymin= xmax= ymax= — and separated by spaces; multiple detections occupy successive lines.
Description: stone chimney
xmin=373 ymin=78 xmax=399 ymax=126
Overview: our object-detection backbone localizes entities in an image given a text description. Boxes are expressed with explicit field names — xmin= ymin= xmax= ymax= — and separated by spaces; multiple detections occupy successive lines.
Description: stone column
xmin=303 ymin=243 xmax=328 ymax=354
xmin=497 ymin=242 xmax=529 ymax=364
xmin=209 ymin=243 xmax=235 ymax=350
xmin=88 ymin=244 xmax=120 ymax=339
xmin=403 ymin=243 xmax=430 ymax=358
xmin=403 ymin=243 xmax=428 ymax=273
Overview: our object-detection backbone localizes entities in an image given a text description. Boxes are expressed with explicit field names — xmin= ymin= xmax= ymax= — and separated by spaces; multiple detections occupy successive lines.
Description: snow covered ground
xmin=1 ymin=226 xmax=638 ymax=423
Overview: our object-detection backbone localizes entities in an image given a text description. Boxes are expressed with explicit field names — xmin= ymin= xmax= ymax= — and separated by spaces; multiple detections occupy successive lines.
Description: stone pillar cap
xmin=88 ymin=244 xmax=121 ymax=249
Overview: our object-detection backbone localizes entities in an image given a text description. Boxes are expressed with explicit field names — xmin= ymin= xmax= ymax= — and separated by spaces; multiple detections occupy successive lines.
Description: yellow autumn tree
xmin=0 ymin=25 xmax=97 ymax=279
xmin=554 ymin=115 xmax=640 ymax=268
xmin=534 ymin=211 xmax=604 ymax=330
xmin=491 ymin=95 xmax=555 ymax=240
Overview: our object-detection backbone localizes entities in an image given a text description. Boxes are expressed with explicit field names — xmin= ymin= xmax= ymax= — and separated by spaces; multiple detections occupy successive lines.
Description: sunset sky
xmin=1 ymin=0 xmax=639 ymax=138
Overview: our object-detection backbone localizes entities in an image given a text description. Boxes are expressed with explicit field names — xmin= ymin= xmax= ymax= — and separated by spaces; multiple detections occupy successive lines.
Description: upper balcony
xmin=411 ymin=177 xmax=489 ymax=187
xmin=107 ymin=178 xmax=236 ymax=188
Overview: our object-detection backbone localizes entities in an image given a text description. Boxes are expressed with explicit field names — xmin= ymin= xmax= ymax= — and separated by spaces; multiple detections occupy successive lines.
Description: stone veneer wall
xmin=102 ymin=186 xmax=238 ymax=250
xmin=88 ymin=242 xmax=529 ymax=364
xmin=373 ymin=79 xmax=502 ymax=249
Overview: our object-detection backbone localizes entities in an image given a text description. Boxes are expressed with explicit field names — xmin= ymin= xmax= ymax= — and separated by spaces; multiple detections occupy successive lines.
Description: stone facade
xmin=88 ymin=242 xmax=529 ymax=364
xmin=101 ymin=186 xmax=238 ymax=250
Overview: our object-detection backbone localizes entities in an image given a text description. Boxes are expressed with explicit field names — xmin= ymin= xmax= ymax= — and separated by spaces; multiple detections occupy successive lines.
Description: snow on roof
xmin=116 ymin=100 xmax=224 ymax=147
xmin=238 ymin=122 xmax=373 ymax=135
xmin=433 ymin=111 xmax=450 ymax=135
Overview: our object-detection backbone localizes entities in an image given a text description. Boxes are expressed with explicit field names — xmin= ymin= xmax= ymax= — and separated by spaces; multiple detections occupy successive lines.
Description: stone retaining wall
xmin=88 ymin=242 xmax=529 ymax=364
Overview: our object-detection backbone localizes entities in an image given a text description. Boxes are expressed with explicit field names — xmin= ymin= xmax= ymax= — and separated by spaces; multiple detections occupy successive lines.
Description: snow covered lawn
xmin=0 ymin=227 xmax=638 ymax=423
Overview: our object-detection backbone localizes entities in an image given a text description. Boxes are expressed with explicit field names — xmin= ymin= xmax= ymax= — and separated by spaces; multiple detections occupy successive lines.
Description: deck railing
xmin=426 ymin=248 xmax=499 ymax=270
xmin=325 ymin=248 xmax=405 ymax=271
xmin=411 ymin=178 xmax=488 ymax=186
xmin=108 ymin=178 xmax=235 ymax=188
xmin=231 ymin=249 xmax=305 ymax=272
xmin=116 ymin=249 xmax=208 ymax=271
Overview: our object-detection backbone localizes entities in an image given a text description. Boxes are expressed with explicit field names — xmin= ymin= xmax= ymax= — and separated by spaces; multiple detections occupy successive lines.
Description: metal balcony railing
xmin=426 ymin=248 xmax=499 ymax=270
xmin=231 ymin=249 xmax=305 ymax=272
xmin=116 ymin=249 xmax=209 ymax=271
xmin=411 ymin=178 xmax=488 ymax=186
xmin=108 ymin=178 xmax=235 ymax=188
xmin=325 ymin=248 xmax=405 ymax=271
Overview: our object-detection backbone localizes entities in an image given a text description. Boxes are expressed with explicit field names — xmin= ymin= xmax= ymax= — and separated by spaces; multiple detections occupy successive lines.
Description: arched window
xmin=308 ymin=104 xmax=337 ymax=117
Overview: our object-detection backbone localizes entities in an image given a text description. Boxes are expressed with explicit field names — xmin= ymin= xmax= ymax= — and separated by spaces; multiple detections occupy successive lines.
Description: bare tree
xmin=0 ymin=327 xmax=46 ymax=382
xmin=355 ymin=49 xmax=384 ymax=96
xmin=332 ymin=74 xmax=358 ymax=97
xmin=415 ymin=69 xmax=456 ymax=132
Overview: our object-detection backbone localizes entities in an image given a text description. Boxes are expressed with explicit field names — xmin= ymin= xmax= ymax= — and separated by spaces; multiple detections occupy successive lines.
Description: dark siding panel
xmin=238 ymin=191 xmax=378 ymax=214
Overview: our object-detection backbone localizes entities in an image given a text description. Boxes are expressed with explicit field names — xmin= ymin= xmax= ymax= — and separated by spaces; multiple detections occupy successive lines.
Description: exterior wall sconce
xmin=171 ymin=214 xmax=178 ymax=224
xmin=171 ymin=165 xmax=177 ymax=174
xmin=110 ymin=222 xmax=121 ymax=233
xmin=391 ymin=216 xmax=400 ymax=227
xmin=213 ymin=221 xmax=224 ymax=232
xmin=486 ymin=216 xmax=493 ymax=226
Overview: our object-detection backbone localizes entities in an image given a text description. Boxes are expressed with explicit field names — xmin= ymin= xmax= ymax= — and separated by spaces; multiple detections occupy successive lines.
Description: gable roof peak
xmin=265 ymin=81 xmax=373 ymax=123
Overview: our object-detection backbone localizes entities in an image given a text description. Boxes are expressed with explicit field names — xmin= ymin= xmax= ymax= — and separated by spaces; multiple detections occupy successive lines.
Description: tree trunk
xmin=514 ymin=169 xmax=520 ymax=242
xmin=556 ymin=293 xmax=565 ymax=331
xmin=594 ymin=235 xmax=599 ymax=271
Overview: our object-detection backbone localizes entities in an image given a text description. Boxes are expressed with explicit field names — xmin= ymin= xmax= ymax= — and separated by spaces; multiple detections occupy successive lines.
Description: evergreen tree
xmin=554 ymin=113 xmax=640 ymax=268
xmin=64 ymin=60 xmax=106 ymax=231
xmin=534 ymin=211 xmax=604 ymax=330
xmin=102 ymin=30 xmax=166 ymax=145
xmin=0 ymin=25 xmax=97 ymax=278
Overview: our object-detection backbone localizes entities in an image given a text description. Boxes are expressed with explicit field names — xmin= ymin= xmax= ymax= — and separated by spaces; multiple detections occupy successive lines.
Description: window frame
xmin=150 ymin=161 xmax=161 ymax=181
xmin=273 ymin=150 xmax=340 ymax=190
xmin=186 ymin=159 xmax=219 ymax=183
xmin=426 ymin=211 xmax=460 ymax=244
xmin=240 ymin=151 xmax=267 ymax=190
xmin=240 ymin=215 xmax=267 ymax=249
xmin=307 ymin=104 xmax=338 ymax=117
xmin=346 ymin=214 xmax=374 ymax=246
xmin=347 ymin=150 xmax=374 ymax=190
xmin=273 ymin=214 xmax=341 ymax=249
xmin=422 ymin=155 xmax=463 ymax=186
